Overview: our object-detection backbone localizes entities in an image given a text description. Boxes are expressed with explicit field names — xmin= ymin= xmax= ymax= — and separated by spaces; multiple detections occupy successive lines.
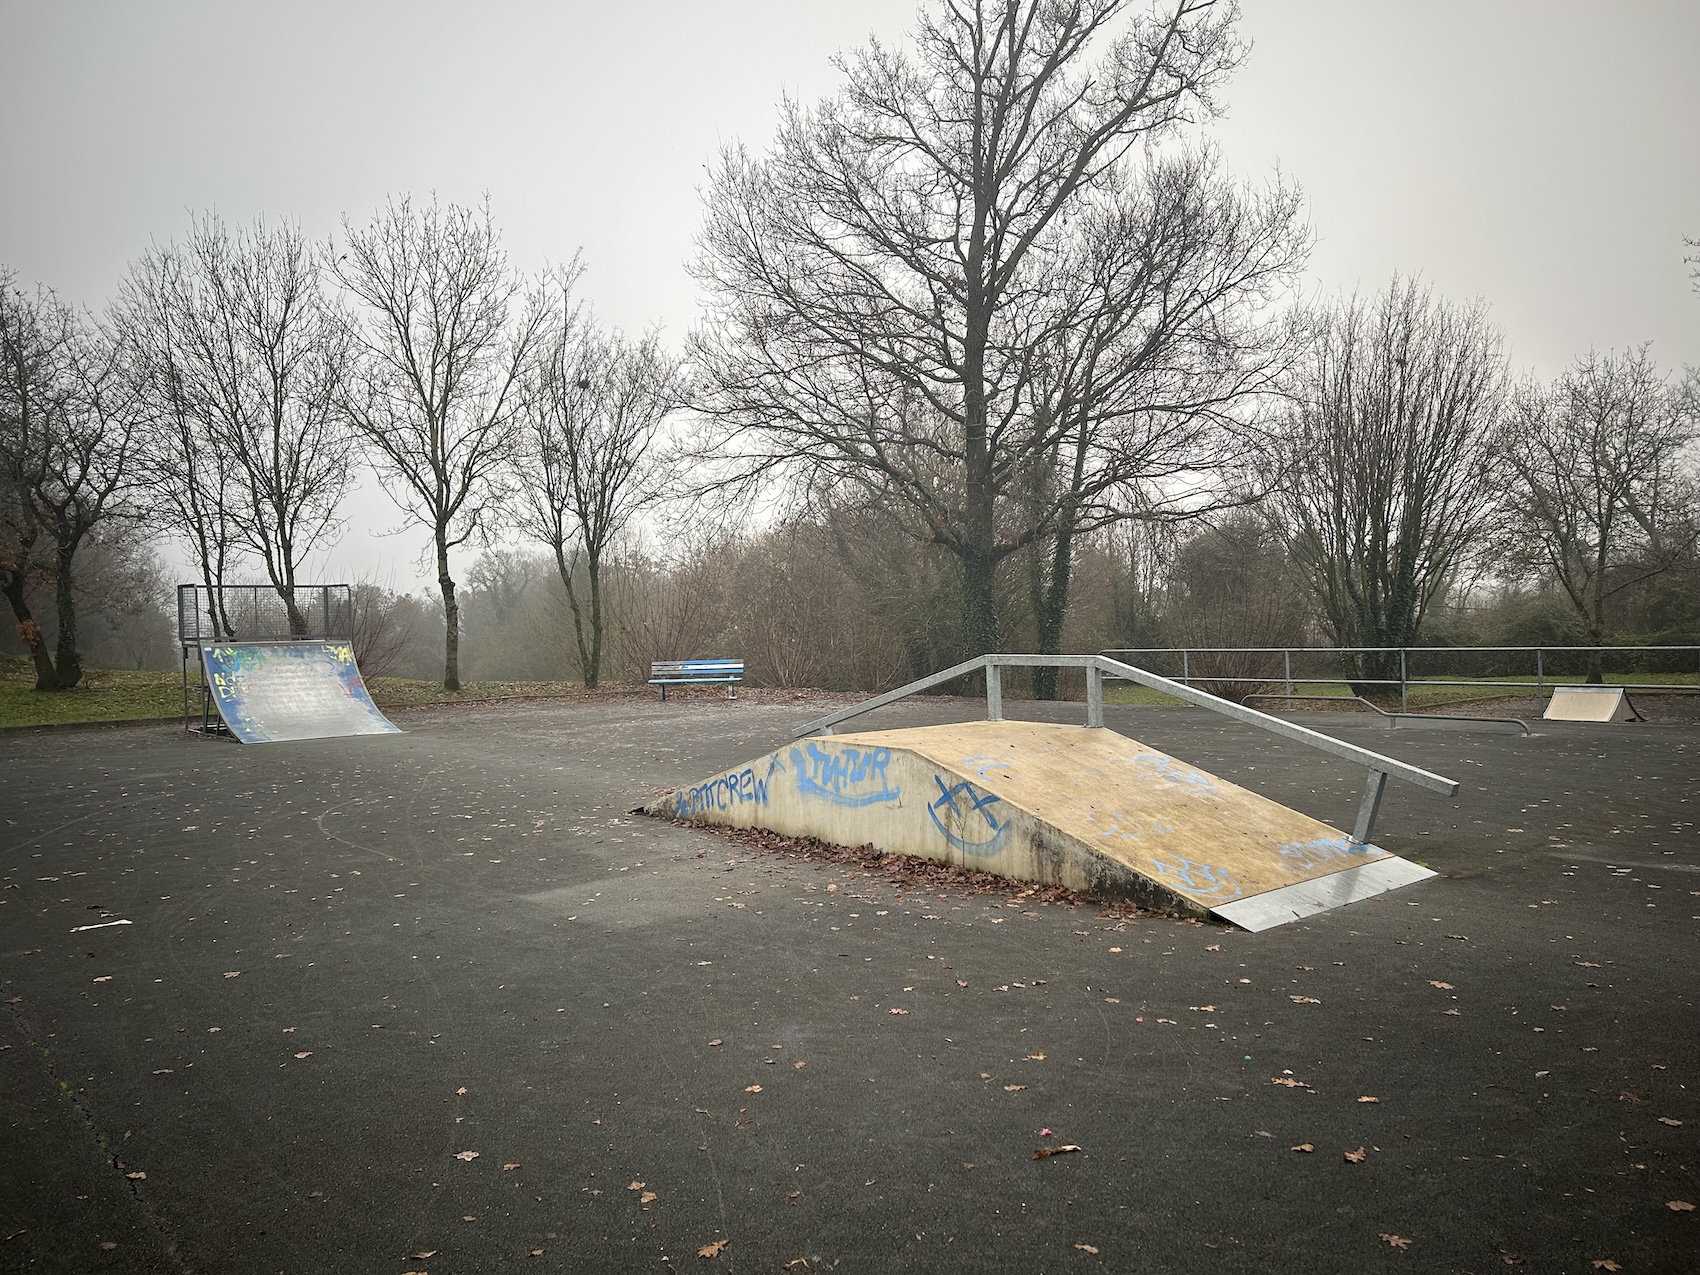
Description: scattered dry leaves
xmin=1591 ymin=1261 xmax=1623 ymax=1272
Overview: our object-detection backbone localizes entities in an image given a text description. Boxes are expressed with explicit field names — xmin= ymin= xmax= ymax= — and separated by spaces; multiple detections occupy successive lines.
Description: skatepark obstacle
xmin=650 ymin=654 xmax=1460 ymax=931
xmin=1542 ymin=685 xmax=1642 ymax=722
xmin=177 ymin=584 xmax=400 ymax=744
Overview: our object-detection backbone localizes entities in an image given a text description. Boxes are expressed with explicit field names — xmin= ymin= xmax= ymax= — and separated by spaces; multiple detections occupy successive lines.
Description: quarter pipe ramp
xmin=199 ymin=642 xmax=401 ymax=744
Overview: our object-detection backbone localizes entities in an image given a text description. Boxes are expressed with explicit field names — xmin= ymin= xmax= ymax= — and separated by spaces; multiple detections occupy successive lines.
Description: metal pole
xmin=1086 ymin=664 xmax=1103 ymax=728
xmin=1536 ymin=648 xmax=1544 ymax=705
xmin=1182 ymin=649 xmax=1190 ymax=688
xmin=1400 ymin=649 xmax=1408 ymax=714
xmin=985 ymin=661 xmax=1004 ymax=722
xmin=1284 ymin=649 xmax=1292 ymax=705
xmin=1353 ymin=769 xmax=1388 ymax=845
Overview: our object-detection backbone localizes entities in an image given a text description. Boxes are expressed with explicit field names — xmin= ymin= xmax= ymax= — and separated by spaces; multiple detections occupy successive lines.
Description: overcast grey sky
xmin=4 ymin=0 xmax=1697 ymax=588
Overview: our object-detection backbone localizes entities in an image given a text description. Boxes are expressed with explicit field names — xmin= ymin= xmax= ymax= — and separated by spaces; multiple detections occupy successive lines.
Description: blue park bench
xmin=648 ymin=658 xmax=744 ymax=701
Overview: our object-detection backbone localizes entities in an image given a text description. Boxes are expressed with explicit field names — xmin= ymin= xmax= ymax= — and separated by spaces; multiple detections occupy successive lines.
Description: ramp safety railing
xmin=792 ymin=653 xmax=1460 ymax=847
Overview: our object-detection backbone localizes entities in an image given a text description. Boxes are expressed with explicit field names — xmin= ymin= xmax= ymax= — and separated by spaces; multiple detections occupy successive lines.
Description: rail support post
xmin=1086 ymin=663 xmax=1104 ymax=727
xmin=1354 ymin=768 xmax=1388 ymax=846
xmin=985 ymin=660 xmax=1003 ymax=722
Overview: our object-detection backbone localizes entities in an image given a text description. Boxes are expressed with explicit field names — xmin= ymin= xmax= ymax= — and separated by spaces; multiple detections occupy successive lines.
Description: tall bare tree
xmin=0 ymin=274 xmax=144 ymax=689
xmin=335 ymin=196 xmax=547 ymax=690
xmin=117 ymin=215 xmax=352 ymax=635
xmin=1276 ymin=276 xmax=1507 ymax=690
xmin=1497 ymin=346 xmax=1698 ymax=680
xmin=113 ymin=246 xmax=242 ymax=638
xmin=691 ymin=0 xmax=1247 ymax=659
xmin=517 ymin=274 xmax=679 ymax=688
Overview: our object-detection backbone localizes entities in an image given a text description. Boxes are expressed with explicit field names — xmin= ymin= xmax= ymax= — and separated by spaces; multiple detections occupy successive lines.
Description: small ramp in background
xmin=647 ymin=720 xmax=1435 ymax=932
xmin=200 ymin=642 xmax=401 ymax=744
xmin=1543 ymin=685 xmax=1642 ymax=723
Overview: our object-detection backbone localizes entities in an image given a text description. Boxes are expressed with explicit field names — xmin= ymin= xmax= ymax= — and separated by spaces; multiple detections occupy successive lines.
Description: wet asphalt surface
xmin=1 ymin=696 xmax=1695 ymax=1274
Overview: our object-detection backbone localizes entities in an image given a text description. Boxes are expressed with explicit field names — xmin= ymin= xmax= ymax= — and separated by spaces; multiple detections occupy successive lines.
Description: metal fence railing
xmin=1099 ymin=646 xmax=1700 ymax=713
xmin=177 ymin=583 xmax=354 ymax=646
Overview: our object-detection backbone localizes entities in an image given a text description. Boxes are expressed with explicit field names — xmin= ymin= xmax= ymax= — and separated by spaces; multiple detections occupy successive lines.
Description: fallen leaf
xmin=99 ymin=1241 xmax=118 ymax=1251
xmin=530 ymin=1250 xmax=545 ymax=1258
xmin=1445 ymin=934 xmax=1468 ymax=941
xmin=1027 ymin=1053 xmax=1047 ymax=1061
xmin=1657 ymin=1116 xmax=1682 ymax=1127
xmin=1189 ymin=1006 xmax=1217 ymax=1013
xmin=1574 ymin=960 xmax=1600 ymax=968
xmin=1291 ymin=1143 xmax=1315 ymax=1153
xmin=698 ymin=1237 xmax=728 ymax=1258
xmin=1426 ymin=980 xmax=1453 ymax=990
xmin=1033 ymin=1144 xmax=1082 ymax=1159
xmin=1205 ymin=944 xmax=1222 ymax=952
xmin=744 ymin=1085 xmax=762 ymax=1093
xmin=456 ymin=1086 xmax=467 ymax=1095
xmin=223 ymin=971 xmax=240 ymax=978
xmin=293 ymin=1051 xmax=312 ymax=1059
xmin=152 ymin=1068 xmax=172 ymax=1075
xmin=1003 ymin=1084 xmax=1028 ymax=1092
xmin=1103 ymin=997 xmax=1120 ymax=1004
xmin=628 ymin=1181 xmax=645 ymax=1191
xmin=1289 ymin=995 xmax=1322 ymax=1004
xmin=125 ymin=1171 xmax=146 ymax=1180
xmin=1074 ymin=1242 xmax=1100 ymax=1253
xmin=1358 ymin=1096 xmax=1381 ymax=1104
xmin=1668 ymin=1200 xmax=1696 ymax=1211
xmin=888 ymin=1008 xmax=910 ymax=1015
xmin=1502 ymin=1256 xmax=1526 ymax=1266
xmin=93 ymin=976 xmax=112 ymax=983
xmin=502 ymin=1163 xmax=520 ymax=1171
xmin=793 ymin=1060 xmax=806 ymax=1070
xmin=1379 ymin=1233 xmax=1412 ymax=1249
xmin=1591 ymin=1263 xmax=1623 ymax=1272
xmin=640 ymin=1191 xmax=657 ymax=1204
xmin=454 ymin=1150 xmax=480 ymax=1161
xmin=282 ymin=1027 xmax=295 ymax=1033
xmin=1344 ymin=1147 xmax=1366 ymax=1163
xmin=412 ymin=1252 xmax=437 ymax=1259
xmin=708 ymin=1039 xmax=722 ymax=1046
xmin=1270 ymin=1077 xmax=1306 ymax=1088
xmin=956 ymin=979 xmax=968 ymax=987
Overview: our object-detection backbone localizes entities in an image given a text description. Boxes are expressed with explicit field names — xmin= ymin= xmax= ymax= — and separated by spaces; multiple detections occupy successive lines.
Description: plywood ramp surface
xmin=649 ymin=721 xmax=1434 ymax=929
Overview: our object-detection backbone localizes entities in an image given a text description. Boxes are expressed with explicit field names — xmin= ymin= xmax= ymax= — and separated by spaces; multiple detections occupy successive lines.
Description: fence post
xmin=1086 ymin=663 xmax=1103 ymax=728
xmin=1182 ymin=649 xmax=1190 ymax=688
xmin=1284 ymin=649 xmax=1293 ymax=705
xmin=985 ymin=661 xmax=1003 ymax=722
xmin=1535 ymin=648 xmax=1544 ymax=705
xmin=1400 ymin=649 xmax=1408 ymax=714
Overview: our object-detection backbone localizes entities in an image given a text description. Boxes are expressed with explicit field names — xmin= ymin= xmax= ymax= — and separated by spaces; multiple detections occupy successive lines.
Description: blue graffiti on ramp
xmin=927 ymin=775 xmax=1010 ymax=856
xmin=1148 ymin=854 xmax=1241 ymax=901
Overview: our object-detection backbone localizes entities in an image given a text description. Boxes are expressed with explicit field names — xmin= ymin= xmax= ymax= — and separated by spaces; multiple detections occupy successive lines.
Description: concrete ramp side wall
xmin=646 ymin=736 xmax=1208 ymax=918
xmin=203 ymin=642 xmax=401 ymax=744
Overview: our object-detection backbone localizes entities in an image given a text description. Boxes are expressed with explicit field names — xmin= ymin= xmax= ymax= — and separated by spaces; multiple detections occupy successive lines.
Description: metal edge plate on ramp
xmin=201 ymin=641 xmax=402 ymax=744
xmin=649 ymin=720 xmax=1435 ymax=931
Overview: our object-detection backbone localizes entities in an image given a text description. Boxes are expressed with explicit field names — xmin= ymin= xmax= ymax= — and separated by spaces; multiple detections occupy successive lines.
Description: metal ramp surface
xmin=648 ymin=720 xmax=1434 ymax=931
xmin=200 ymin=642 xmax=401 ymax=744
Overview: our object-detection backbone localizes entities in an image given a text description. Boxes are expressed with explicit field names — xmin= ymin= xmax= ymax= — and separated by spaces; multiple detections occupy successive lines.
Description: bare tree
xmin=0 ymin=274 xmax=144 ymax=689
xmin=335 ymin=196 xmax=547 ymax=690
xmin=117 ymin=215 xmax=352 ymax=636
xmin=1276 ymin=276 xmax=1507 ymax=691
xmin=517 ymin=276 xmax=679 ymax=688
xmin=1497 ymin=346 xmax=1698 ymax=681
xmin=690 ymin=0 xmax=1247 ymax=660
xmin=113 ymin=246 xmax=242 ymax=638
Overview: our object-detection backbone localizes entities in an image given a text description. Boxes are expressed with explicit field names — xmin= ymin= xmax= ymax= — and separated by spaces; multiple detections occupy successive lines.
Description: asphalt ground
xmin=1 ymin=696 xmax=1695 ymax=1274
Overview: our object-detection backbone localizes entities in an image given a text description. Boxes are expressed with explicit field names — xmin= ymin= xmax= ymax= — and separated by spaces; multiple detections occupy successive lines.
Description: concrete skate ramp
xmin=647 ymin=721 xmax=1434 ymax=931
xmin=201 ymin=642 xmax=401 ymax=744
xmin=1543 ymin=685 xmax=1640 ymax=722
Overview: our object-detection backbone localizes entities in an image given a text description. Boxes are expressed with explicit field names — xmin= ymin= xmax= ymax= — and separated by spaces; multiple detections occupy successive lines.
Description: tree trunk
xmin=1032 ymin=518 xmax=1077 ymax=701
xmin=52 ymin=540 xmax=82 ymax=689
xmin=586 ymin=552 xmax=604 ymax=691
xmin=437 ymin=530 xmax=460 ymax=692
xmin=3 ymin=572 xmax=59 ymax=691
xmin=554 ymin=546 xmax=594 ymax=687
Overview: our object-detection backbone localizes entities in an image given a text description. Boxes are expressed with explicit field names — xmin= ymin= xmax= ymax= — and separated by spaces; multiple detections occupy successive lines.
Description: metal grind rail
xmin=792 ymin=653 xmax=1459 ymax=847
